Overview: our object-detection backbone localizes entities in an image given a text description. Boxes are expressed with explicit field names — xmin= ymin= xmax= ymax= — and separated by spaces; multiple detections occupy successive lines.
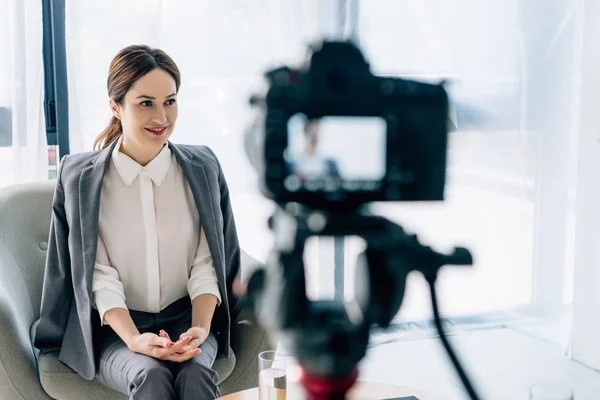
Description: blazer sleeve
xmin=33 ymin=155 xmax=74 ymax=354
xmin=206 ymin=147 xmax=241 ymax=311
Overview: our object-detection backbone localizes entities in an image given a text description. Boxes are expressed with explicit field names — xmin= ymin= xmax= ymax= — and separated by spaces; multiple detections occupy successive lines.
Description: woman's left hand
xmin=159 ymin=327 xmax=209 ymax=353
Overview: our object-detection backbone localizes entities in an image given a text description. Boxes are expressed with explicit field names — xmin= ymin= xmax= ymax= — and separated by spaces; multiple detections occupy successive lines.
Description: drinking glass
xmin=259 ymin=350 xmax=287 ymax=400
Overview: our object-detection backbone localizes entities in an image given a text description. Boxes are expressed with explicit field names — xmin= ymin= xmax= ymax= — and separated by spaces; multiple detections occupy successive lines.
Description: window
xmin=63 ymin=0 xmax=583 ymax=321
xmin=0 ymin=0 xmax=49 ymax=187
xmin=354 ymin=0 xmax=582 ymax=318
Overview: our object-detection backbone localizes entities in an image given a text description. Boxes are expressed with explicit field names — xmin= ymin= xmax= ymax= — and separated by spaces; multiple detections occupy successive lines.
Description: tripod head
xmin=245 ymin=204 xmax=473 ymax=398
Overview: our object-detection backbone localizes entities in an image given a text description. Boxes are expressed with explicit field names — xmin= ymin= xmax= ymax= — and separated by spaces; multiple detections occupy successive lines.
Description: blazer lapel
xmin=170 ymin=143 xmax=226 ymax=285
xmin=78 ymin=142 xmax=115 ymax=297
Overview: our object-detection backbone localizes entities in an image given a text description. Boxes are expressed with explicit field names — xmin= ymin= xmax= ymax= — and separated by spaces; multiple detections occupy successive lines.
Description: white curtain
xmin=0 ymin=0 xmax=47 ymax=187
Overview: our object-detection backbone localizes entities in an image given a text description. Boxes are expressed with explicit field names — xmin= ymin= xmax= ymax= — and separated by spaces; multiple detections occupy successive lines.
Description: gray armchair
xmin=0 ymin=182 xmax=271 ymax=399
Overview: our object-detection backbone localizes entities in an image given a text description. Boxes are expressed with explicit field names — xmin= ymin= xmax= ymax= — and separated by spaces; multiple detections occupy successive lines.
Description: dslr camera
xmin=245 ymin=41 xmax=479 ymax=400
xmin=249 ymin=40 xmax=450 ymax=209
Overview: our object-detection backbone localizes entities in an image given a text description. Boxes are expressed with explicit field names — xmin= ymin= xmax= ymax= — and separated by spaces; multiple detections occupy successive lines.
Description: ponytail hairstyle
xmin=93 ymin=45 xmax=181 ymax=150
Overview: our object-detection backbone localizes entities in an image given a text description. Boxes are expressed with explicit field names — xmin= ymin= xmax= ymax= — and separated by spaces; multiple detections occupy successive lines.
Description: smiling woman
xmin=34 ymin=44 xmax=242 ymax=400
xmin=93 ymin=45 xmax=181 ymax=166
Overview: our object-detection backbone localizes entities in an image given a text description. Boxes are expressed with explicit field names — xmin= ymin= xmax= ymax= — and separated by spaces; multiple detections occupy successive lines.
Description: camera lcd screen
xmin=284 ymin=114 xmax=387 ymax=192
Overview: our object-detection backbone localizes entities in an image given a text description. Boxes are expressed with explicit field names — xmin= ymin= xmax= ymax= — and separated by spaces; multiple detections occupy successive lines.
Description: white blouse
xmin=92 ymin=137 xmax=221 ymax=325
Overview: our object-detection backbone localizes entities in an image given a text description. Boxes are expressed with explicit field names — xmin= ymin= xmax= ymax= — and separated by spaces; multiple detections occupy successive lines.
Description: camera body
xmin=260 ymin=41 xmax=449 ymax=208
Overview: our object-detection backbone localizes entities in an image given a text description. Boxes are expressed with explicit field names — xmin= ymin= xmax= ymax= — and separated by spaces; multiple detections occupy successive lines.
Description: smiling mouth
xmin=145 ymin=126 xmax=169 ymax=136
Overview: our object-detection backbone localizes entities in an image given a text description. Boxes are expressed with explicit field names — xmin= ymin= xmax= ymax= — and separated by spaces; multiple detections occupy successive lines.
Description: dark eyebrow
xmin=135 ymin=93 xmax=177 ymax=100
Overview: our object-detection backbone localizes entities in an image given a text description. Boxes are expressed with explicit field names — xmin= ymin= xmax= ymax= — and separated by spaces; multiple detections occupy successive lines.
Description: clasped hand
xmin=128 ymin=326 xmax=209 ymax=363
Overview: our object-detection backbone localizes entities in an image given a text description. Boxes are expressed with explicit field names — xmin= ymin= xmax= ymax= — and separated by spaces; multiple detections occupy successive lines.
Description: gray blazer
xmin=33 ymin=140 xmax=241 ymax=380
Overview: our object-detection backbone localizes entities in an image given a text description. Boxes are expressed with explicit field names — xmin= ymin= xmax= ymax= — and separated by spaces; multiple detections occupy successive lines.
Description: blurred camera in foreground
xmin=243 ymin=41 xmax=478 ymax=400
xmin=246 ymin=40 xmax=450 ymax=209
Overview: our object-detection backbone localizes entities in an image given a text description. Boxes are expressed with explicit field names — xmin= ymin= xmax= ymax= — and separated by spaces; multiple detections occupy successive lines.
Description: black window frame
xmin=42 ymin=0 xmax=70 ymax=159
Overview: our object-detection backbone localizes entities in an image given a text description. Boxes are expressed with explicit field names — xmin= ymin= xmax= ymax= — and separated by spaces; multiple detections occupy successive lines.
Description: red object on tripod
xmin=299 ymin=368 xmax=359 ymax=400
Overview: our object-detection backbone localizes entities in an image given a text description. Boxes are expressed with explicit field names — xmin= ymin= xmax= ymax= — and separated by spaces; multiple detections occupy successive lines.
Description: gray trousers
xmin=94 ymin=297 xmax=220 ymax=400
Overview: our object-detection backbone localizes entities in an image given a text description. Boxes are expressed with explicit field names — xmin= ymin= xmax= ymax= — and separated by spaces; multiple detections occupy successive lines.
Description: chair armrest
xmin=0 ymin=242 xmax=52 ymax=399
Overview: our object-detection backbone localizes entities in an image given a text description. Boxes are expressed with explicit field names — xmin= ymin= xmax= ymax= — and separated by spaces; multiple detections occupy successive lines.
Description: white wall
xmin=571 ymin=0 xmax=600 ymax=372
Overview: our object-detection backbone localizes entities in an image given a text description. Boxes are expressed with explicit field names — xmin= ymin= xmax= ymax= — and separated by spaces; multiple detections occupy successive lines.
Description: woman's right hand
xmin=128 ymin=332 xmax=201 ymax=362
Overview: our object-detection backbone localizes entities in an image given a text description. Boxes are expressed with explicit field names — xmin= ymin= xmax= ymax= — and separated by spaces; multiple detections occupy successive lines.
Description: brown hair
xmin=93 ymin=45 xmax=181 ymax=150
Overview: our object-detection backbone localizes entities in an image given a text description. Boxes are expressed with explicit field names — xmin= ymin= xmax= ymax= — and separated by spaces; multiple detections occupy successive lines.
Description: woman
xmin=33 ymin=45 xmax=241 ymax=400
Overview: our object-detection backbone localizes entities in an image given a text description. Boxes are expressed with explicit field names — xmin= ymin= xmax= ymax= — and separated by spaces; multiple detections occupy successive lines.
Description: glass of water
xmin=530 ymin=382 xmax=574 ymax=400
xmin=259 ymin=350 xmax=287 ymax=400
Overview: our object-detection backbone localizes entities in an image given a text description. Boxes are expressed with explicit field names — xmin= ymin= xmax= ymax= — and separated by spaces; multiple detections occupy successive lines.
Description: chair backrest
xmin=0 ymin=182 xmax=55 ymax=325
